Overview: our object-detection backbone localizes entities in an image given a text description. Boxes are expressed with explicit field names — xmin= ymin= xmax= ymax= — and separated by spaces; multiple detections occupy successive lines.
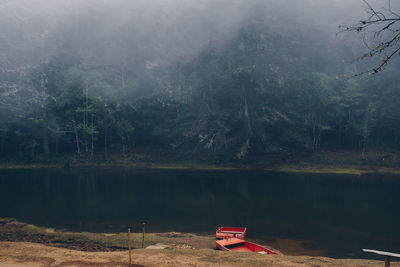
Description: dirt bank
xmin=0 ymin=218 xmax=335 ymax=257
xmin=0 ymin=219 xmax=398 ymax=267
xmin=0 ymin=241 xmax=394 ymax=267
xmin=0 ymin=218 xmax=214 ymax=252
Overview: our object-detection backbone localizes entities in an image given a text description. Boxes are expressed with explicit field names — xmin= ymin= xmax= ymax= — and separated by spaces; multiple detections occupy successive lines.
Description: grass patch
xmin=0 ymin=164 xmax=62 ymax=169
xmin=267 ymin=166 xmax=364 ymax=175
xmin=0 ymin=218 xmax=215 ymax=252
xmin=4 ymin=150 xmax=400 ymax=175
xmin=199 ymin=250 xmax=218 ymax=262
xmin=0 ymin=217 xmax=17 ymax=223
xmin=23 ymin=224 xmax=47 ymax=234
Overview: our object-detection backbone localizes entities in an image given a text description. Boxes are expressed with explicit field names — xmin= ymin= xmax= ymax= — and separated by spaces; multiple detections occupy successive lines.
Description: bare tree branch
xmin=339 ymin=0 xmax=400 ymax=76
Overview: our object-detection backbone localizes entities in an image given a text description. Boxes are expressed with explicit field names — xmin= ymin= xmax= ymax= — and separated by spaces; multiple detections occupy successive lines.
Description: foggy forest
xmin=3 ymin=1 xmax=400 ymax=265
xmin=1 ymin=0 xmax=400 ymax=163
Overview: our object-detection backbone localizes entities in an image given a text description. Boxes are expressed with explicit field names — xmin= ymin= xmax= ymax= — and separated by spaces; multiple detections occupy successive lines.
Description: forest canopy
xmin=1 ymin=0 xmax=400 ymax=161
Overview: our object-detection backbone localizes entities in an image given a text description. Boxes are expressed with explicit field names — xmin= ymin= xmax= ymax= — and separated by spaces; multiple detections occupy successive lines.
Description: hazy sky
xmin=0 ymin=0 xmax=383 ymax=73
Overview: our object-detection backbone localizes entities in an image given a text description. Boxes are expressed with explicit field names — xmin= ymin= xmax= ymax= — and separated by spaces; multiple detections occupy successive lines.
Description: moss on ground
xmin=3 ymin=150 xmax=400 ymax=174
xmin=2 ymin=162 xmax=400 ymax=175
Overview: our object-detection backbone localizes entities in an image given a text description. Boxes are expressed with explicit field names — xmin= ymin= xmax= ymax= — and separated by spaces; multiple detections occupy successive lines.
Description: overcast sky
xmin=0 ymin=0 xmax=387 ymax=72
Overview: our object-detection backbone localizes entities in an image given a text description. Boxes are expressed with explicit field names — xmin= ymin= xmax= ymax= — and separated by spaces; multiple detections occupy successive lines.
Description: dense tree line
xmin=1 ymin=13 xmax=400 ymax=161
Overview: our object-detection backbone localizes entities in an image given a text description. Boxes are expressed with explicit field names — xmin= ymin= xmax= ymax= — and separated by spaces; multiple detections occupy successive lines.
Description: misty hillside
xmin=1 ymin=0 xmax=400 ymax=162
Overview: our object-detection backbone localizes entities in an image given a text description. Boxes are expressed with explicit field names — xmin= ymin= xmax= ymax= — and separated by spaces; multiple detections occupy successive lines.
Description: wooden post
xmin=128 ymin=228 xmax=132 ymax=267
xmin=142 ymin=222 xmax=146 ymax=248
xmin=362 ymin=249 xmax=400 ymax=267
xmin=385 ymin=256 xmax=390 ymax=267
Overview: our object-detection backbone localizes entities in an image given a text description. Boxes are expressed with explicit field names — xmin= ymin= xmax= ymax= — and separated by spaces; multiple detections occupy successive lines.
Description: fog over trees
xmin=1 ymin=0 xmax=400 ymax=161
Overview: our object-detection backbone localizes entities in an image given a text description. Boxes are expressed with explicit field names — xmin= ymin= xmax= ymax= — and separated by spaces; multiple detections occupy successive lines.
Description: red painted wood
xmin=216 ymin=238 xmax=280 ymax=255
xmin=216 ymin=227 xmax=247 ymax=239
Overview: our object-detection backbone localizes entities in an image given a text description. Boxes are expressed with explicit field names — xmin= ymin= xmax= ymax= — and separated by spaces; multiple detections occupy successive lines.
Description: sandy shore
xmin=1 ymin=219 xmax=399 ymax=266
xmin=0 ymin=241 xmax=396 ymax=267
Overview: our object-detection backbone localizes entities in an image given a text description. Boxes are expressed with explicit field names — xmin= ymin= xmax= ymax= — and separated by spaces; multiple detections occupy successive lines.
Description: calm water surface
xmin=1 ymin=168 xmax=400 ymax=258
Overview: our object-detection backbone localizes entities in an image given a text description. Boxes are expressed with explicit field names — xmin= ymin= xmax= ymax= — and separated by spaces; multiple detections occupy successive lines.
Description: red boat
xmin=216 ymin=238 xmax=280 ymax=255
xmin=216 ymin=226 xmax=247 ymax=239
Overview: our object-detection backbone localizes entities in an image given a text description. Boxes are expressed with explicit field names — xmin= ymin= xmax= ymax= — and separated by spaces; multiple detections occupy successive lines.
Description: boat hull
xmin=216 ymin=238 xmax=280 ymax=255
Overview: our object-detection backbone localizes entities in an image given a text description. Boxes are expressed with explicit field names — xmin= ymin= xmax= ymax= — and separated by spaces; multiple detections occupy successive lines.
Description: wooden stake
xmin=362 ymin=249 xmax=400 ymax=267
xmin=128 ymin=228 xmax=132 ymax=267
xmin=142 ymin=222 xmax=146 ymax=248
xmin=385 ymin=256 xmax=390 ymax=267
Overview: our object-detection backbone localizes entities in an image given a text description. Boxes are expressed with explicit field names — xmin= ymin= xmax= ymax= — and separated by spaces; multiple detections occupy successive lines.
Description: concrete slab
xmin=145 ymin=243 xmax=169 ymax=250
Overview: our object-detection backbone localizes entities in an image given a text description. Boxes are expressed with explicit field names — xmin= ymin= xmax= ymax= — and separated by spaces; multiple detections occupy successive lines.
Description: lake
xmin=1 ymin=168 xmax=400 ymax=258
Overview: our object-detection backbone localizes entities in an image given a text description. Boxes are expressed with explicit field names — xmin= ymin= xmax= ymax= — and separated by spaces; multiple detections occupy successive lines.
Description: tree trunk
xmin=31 ymin=139 xmax=35 ymax=157
xmin=376 ymin=126 xmax=381 ymax=146
xmin=242 ymin=85 xmax=253 ymax=136
xmin=73 ymin=120 xmax=81 ymax=157
xmin=40 ymin=72 xmax=50 ymax=155
xmin=309 ymin=116 xmax=321 ymax=152
xmin=127 ymin=133 xmax=132 ymax=153
xmin=42 ymin=128 xmax=50 ymax=155
xmin=91 ymin=114 xmax=94 ymax=158
xmin=238 ymin=84 xmax=253 ymax=159
xmin=312 ymin=122 xmax=320 ymax=152
xmin=362 ymin=132 xmax=367 ymax=159
xmin=131 ymin=133 xmax=135 ymax=150
xmin=0 ymin=139 xmax=4 ymax=157
xmin=121 ymin=136 xmax=126 ymax=156
xmin=55 ymin=133 xmax=59 ymax=155
xmin=104 ymin=127 xmax=108 ymax=156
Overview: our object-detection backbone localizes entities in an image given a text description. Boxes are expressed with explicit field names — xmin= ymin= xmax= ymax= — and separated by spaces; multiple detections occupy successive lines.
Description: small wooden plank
xmin=362 ymin=249 xmax=400 ymax=258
